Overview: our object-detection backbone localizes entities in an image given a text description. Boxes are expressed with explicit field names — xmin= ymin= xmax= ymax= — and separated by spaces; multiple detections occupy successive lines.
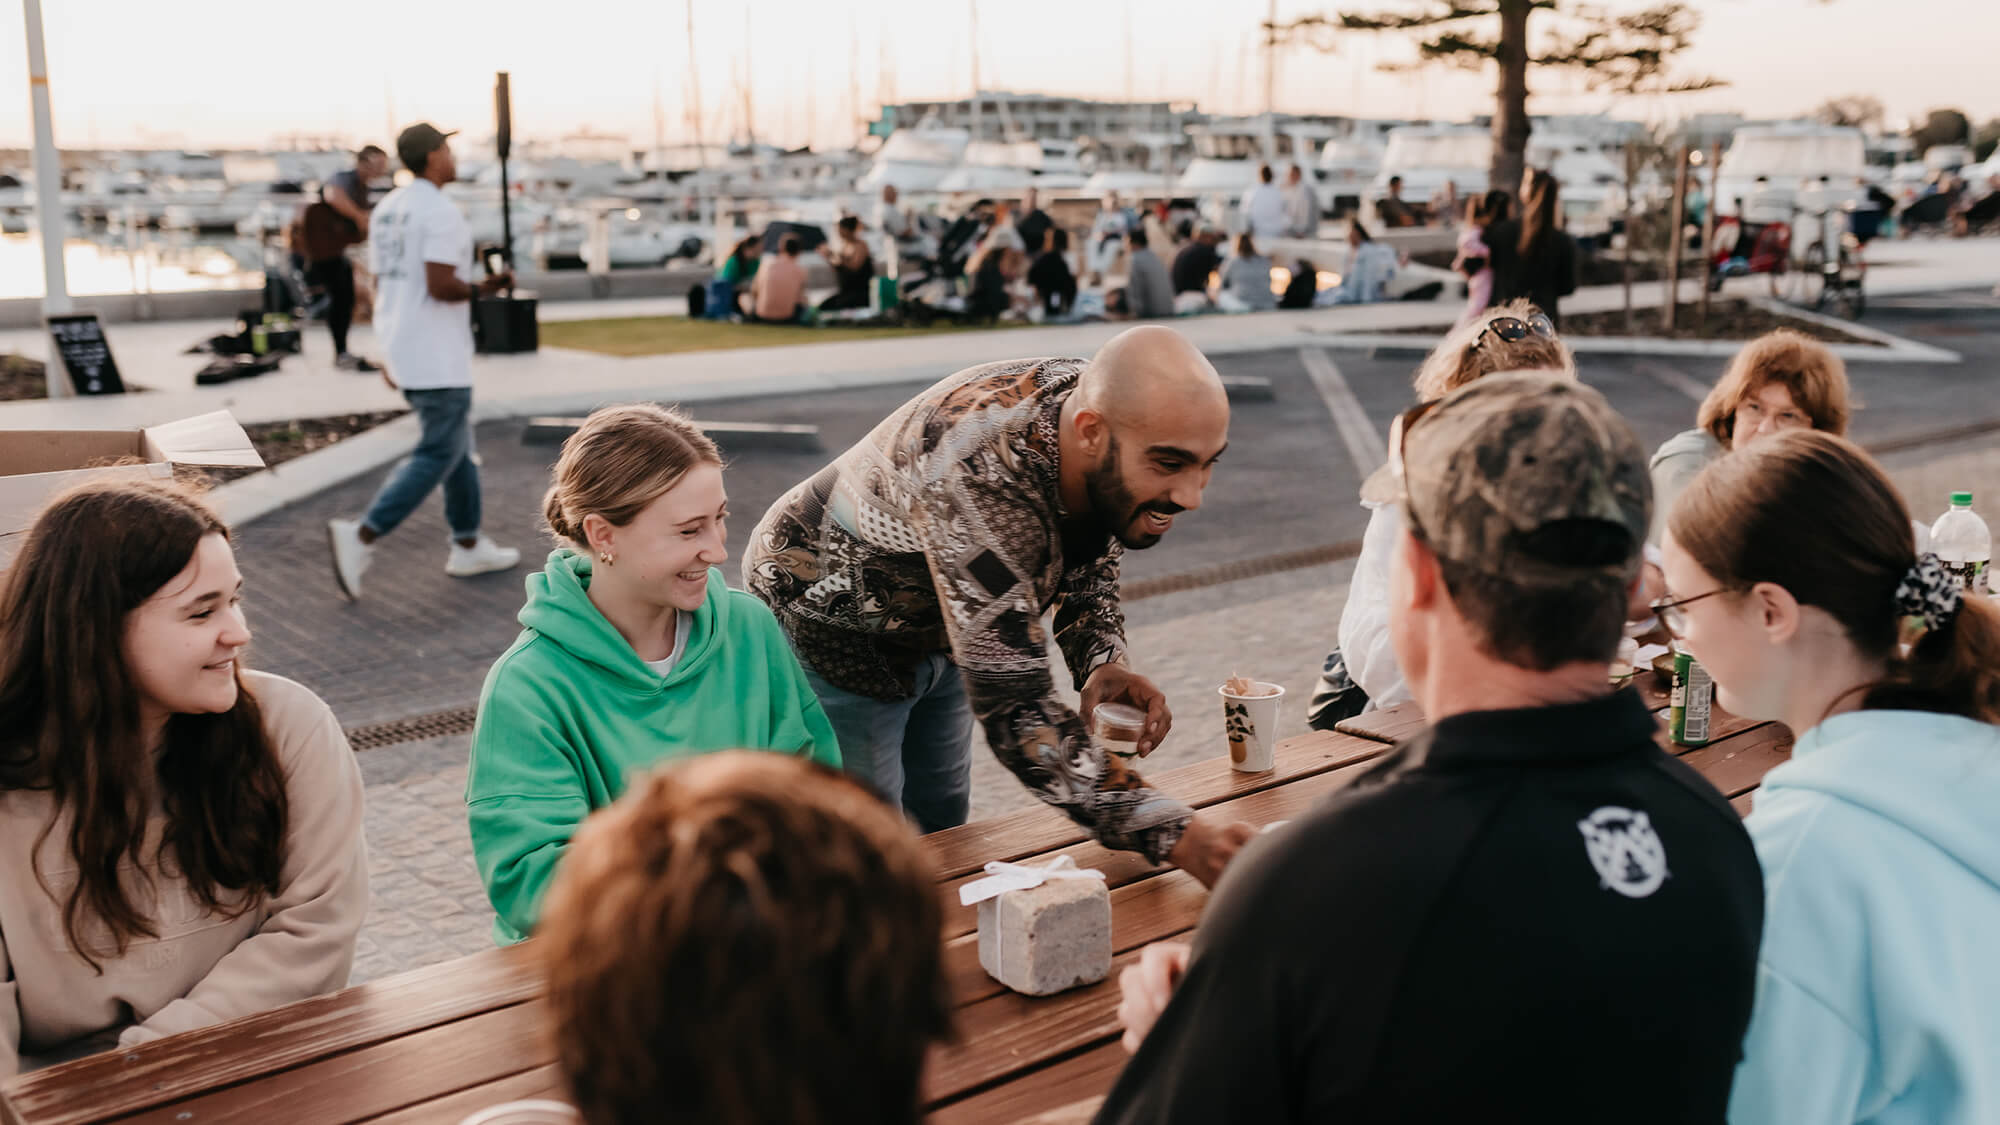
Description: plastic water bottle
xmin=1930 ymin=491 xmax=1991 ymax=597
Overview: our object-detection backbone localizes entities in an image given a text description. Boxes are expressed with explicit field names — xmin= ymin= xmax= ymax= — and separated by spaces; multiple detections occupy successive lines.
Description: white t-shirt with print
xmin=368 ymin=179 xmax=474 ymax=390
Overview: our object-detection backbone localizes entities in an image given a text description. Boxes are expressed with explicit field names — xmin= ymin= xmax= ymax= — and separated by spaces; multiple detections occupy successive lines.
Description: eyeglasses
xmin=1651 ymin=588 xmax=1728 ymax=635
xmin=1384 ymin=397 xmax=1444 ymax=535
xmin=1469 ymin=312 xmax=1555 ymax=353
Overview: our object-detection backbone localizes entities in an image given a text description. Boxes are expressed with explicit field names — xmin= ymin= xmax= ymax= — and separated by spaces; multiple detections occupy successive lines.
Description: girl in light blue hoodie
xmin=1657 ymin=429 xmax=2000 ymax=1125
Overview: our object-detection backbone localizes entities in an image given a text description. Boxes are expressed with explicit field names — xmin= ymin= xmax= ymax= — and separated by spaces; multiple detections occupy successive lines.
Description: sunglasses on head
xmin=1470 ymin=312 xmax=1555 ymax=351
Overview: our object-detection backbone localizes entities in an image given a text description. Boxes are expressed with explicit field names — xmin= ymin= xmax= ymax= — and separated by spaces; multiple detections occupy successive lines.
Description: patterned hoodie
xmin=744 ymin=358 xmax=1193 ymax=862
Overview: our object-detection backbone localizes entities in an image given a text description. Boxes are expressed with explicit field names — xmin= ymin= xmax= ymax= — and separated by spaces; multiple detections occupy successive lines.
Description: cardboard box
xmin=0 ymin=411 xmax=263 ymax=563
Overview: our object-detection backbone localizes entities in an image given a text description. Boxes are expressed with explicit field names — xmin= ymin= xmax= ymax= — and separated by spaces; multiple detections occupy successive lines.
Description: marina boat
xmin=162 ymin=182 xmax=305 ymax=234
xmin=1370 ymin=124 xmax=1490 ymax=211
xmin=935 ymin=139 xmax=1088 ymax=197
xmin=1713 ymin=123 xmax=1869 ymax=217
xmin=1524 ymin=132 xmax=1627 ymax=235
xmin=855 ymin=123 xmax=973 ymax=196
xmin=1317 ymin=136 xmax=1385 ymax=215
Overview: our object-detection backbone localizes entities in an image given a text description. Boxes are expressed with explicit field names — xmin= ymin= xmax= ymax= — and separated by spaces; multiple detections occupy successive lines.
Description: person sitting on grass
xmin=0 ymin=480 xmax=367 ymax=1077
xmin=1217 ymin=233 xmax=1275 ymax=313
xmin=1655 ymin=430 xmax=2000 ymax=1125
xmin=749 ymin=235 xmax=809 ymax=324
xmin=465 ymin=752 xmax=949 ymax=1125
xmin=714 ymin=235 xmax=762 ymax=318
xmin=466 ymin=404 xmax=839 ymax=945
xmin=1029 ymin=228 xmax=1078 ymax=318
xmin=1121 ymin=227 xmax=1175 ymax=320
xmin=817 ymin=216 xmax=876 ymax=313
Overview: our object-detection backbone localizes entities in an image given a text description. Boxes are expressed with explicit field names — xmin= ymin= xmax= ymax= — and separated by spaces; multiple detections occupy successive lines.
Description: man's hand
xmin=478 ymin=271 xmax=515 ymax=296
xmin=1117 ymin=942 xmax=1191 ymax=1053
xmin=1081 ymin=663 xmax=1172 ymax=755
xmin=1166 ymin=814 xmax=1256 ymax=888
xmin=380 ymin=366 xmax=398 ymax=392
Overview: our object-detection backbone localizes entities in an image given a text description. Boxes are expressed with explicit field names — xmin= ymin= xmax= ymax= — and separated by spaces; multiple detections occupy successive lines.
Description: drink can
xmin=251 ymin=325 xmax=269 ymax=355
xmin=1670 ymin=651 xmax=1712 ymax=747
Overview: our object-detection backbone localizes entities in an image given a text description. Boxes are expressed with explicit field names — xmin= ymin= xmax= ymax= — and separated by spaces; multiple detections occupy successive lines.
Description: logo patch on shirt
xmin=1577 ymin=806 xmax=1668 ymax=898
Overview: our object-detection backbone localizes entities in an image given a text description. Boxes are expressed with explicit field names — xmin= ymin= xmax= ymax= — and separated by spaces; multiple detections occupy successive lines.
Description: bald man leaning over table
xmin=745 ymin=327 xmax=1256 ymax=886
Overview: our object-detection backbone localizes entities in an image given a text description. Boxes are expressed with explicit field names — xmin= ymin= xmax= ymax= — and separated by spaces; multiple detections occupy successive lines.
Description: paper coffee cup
xmin=1219 ymin=681 xmax=1285 ymax=772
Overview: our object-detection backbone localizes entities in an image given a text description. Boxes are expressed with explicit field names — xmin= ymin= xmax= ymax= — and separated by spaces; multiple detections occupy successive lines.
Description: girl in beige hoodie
xmin=0 ymin=480 xmax=367 ymax=1077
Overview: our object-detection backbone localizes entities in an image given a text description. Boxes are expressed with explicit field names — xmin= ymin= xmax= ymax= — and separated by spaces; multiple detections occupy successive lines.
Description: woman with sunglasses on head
xmin=1657 ymin=429 xmax=2000 ymax=1125
xmin=1648 ymin=330 xmax=1854 ymax=541
xmin=1306 ymin=302 xmax=1574 ymax=727
xmin=0 ymin=481 xmax=367 ymax=1077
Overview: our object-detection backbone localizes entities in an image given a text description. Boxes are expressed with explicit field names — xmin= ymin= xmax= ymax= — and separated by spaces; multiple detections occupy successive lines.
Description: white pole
xmin=22 ymin=0 xmax=74 ymax=399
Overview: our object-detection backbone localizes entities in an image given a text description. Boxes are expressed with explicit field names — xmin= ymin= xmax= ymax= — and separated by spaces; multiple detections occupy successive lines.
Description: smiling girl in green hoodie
xmin=466 ymin=405 xmax=839 ymax=944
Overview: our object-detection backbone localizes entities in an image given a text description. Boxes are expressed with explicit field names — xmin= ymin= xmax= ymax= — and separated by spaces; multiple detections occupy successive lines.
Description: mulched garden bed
xmin=3 ymin=354 xmax=407 ymax=490
xmin=1559 ymin=300 xmax=1878 ymax=345
xmin=1374 ymin=298 xmax=1877 ymax=346
xmin=180 ymin=411 xmax=410 ymax=489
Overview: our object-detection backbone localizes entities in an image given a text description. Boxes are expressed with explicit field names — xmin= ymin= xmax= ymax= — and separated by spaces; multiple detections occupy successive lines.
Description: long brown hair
xmin=540 ymin=752 xmax=950 ymax=1125
xmin=1669 ymin=430 xmax=2000 ymax=723
xmin=0 ymin=480 xmax=288 ymax=969
xmin=1518 ymin=169 xmax=1561 ymax=256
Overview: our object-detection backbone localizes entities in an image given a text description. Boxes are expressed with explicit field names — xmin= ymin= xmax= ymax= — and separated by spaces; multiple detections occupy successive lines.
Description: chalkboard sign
xmin=46 ymin=313 xmax=126 ymax=396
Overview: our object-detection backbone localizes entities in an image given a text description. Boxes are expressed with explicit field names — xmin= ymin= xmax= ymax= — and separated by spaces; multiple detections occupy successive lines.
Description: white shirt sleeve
xmin=418 ymin=200 xmax=468 ymax=271
xmin=1338 ymin=502 xmax=1411 ymax=710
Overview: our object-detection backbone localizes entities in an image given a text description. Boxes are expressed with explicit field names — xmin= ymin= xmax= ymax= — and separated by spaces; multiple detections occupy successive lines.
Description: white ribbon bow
xmin=958 ymin=855 xmax=1106 ymax=907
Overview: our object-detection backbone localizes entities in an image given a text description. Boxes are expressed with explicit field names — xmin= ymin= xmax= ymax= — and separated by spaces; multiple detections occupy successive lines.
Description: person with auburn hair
xmin=1656 ymin=430 xmax=2000 ymax=1125
xmin=467 ymin=404 xmax=838 ymax=945
xmin=463 ymin=752 xmax=950 ymax=1125
xmin=1307 ymin=302 xmax=1576 ymax=726
xmin=1649 ymin=329 xmax=1853 ymax=538
xmin=0 ymin=481 xmax=367 ymax=1076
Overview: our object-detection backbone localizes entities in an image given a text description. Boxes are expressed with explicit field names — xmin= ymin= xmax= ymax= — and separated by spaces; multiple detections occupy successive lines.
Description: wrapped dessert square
xmin=961 ymin=856 xmax=1111 ymax=996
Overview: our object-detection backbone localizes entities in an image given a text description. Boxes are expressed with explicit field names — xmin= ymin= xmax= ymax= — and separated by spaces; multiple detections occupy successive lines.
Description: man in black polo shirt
xmin=1096 ymin=371 xmax=1764 ymax=1124
xmin=1169 ymin=225 xmax=1224 ymax=300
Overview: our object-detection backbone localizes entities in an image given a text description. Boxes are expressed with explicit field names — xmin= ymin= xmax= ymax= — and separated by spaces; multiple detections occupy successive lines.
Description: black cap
xmin=396 ymin=122 xmax=457 ymax=174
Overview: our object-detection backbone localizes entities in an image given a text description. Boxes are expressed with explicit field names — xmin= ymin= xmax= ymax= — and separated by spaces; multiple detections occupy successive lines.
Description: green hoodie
xmin=467 ymin=549 xmax=840 ymax=944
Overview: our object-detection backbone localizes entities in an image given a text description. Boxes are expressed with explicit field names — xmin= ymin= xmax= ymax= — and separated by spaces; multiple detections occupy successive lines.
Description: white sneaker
xmin=447 ymin=536 xmax=521 ymax=578
xmin=327 ymin=518 xmax=373 ymax=600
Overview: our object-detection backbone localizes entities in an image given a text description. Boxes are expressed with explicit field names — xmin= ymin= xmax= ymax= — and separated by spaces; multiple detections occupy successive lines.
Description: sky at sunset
xmin=2 ymin=0 xmax=1994 ymax=152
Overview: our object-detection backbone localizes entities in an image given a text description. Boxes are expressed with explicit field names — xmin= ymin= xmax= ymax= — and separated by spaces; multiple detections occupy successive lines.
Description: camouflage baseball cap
xmin=1360 ymin=370 xmax=1651 ymax=587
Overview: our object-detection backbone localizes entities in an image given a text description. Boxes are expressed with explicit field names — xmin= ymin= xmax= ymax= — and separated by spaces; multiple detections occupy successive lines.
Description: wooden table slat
xmin=946 ymin=869 xmax=1207 ymax=1007
xmin=922 ymin=949 xmax=1134 ymax=1107
xmin=1333 ymin=700 xmax=1427 ymax=744
xmin=1674 ymin=724 xmax=1794 ymax=799
xmin=357 ymin=1064 xmax=565 ymax=1125
xmin=0 ymin=945 xmax=540 ymax=1125
xmin=939 ymin=753 xmax=1386 ymax=939
xmin=116 ymin=1000 xmax=549 ymax=1125
xmin=927 ymin=1043 xmax=1128 ymax=1124
xmin=923 ymin=730 xmax=1388 ymax=879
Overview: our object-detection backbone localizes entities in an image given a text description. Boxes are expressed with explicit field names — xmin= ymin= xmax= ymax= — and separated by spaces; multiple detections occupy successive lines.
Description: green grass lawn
xmin=539 ymin=315 xmax=1024 ymax=358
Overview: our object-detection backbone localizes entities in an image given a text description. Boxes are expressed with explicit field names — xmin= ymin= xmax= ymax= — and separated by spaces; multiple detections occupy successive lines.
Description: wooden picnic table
xmin=0 ymin=677 xmax=1792 ymax=1125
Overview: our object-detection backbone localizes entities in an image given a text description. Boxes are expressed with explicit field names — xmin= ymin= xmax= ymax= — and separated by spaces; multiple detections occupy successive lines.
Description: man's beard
xmin=1084 ymin=436 xmax=1183 ymax=550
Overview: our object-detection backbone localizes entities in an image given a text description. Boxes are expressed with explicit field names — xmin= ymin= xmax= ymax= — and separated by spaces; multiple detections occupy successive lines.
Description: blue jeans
xmin=363 ymin=387 xmax=481 ymax=540
xmin=802 ymin=654 xmax=974 ymax=834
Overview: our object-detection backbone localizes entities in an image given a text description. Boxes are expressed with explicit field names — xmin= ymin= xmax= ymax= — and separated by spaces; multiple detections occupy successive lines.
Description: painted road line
xmin=1300 ymin=346 xmax=1386 ymax=481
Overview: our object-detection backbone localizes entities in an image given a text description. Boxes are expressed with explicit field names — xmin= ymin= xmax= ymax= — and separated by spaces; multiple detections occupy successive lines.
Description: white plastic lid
xmin=1092 ymin=702 xmax=1147 ymax=739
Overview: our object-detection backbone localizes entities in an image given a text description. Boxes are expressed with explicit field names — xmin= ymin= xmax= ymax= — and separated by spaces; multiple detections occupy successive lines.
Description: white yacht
xmin=1370 ymin=125 xmax=1490 ymax=209
xmin=855 ymin=123 xmax=972 ymax=197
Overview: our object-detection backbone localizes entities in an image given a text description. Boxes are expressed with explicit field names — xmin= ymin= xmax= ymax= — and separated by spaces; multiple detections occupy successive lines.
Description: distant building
xmin=885 ymin=91 xmax=1201 ymax=148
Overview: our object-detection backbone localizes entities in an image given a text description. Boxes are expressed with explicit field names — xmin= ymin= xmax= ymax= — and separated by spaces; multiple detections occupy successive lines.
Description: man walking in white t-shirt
xmin=326 ymin=122 xmax=519 ymax=599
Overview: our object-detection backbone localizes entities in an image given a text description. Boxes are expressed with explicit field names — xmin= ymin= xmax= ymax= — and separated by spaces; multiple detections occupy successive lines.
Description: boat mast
xmin=968 ymin=0 xmax=982 ymax=142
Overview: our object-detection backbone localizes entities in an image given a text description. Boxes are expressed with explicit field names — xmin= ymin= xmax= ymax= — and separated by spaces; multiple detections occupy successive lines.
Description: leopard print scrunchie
xmin=1894 ymin=552 xmax=1963 ymax=635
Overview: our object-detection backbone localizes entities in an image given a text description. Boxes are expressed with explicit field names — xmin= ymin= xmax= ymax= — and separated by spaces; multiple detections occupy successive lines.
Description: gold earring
xmin=599 ymin=553 xmax=614 ymax=566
